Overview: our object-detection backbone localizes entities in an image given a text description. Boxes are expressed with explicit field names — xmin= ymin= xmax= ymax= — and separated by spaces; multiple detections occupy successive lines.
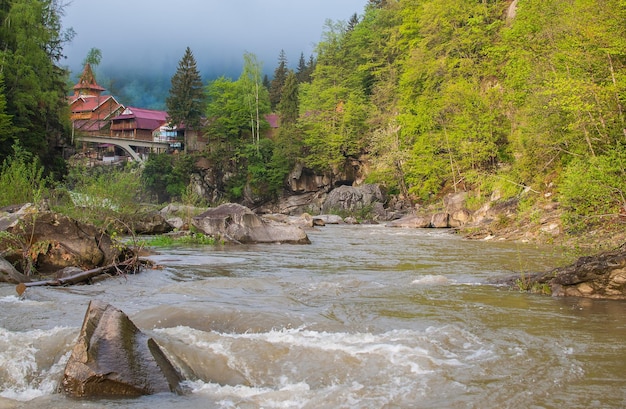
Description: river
xmin=1 ymin=224 xmax=625 ymax=408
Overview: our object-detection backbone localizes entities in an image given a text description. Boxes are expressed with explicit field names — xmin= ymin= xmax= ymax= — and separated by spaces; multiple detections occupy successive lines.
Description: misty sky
xmin=62 ymin=0 xmax=367 ymax=79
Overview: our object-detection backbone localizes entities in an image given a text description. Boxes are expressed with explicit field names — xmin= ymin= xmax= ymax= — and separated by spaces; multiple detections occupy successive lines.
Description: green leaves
xmin=0 ymin=0 xmax=72 ymax=174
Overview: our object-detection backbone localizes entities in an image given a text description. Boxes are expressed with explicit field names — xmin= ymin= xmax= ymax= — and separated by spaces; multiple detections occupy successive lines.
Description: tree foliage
xmin=269 ymin=49 xmax=288 ymax=110
xmin=289 ymin=0 xmax=626 ymax=228
xmin=0 ymin=0 xmax=74 ymax=176
xmin=166 ymin=47 xmax=206 ymax=153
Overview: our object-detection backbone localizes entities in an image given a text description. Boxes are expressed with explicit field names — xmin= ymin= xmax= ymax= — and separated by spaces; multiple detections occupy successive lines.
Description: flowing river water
xmin=1 ymin=224 xmax=625 ymax=408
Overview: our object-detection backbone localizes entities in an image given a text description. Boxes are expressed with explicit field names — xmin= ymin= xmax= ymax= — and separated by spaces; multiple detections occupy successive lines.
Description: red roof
xmin=69 ymin=95 xmax=120 ymax=115
xmin=265 ymin=113 xmax=280 ymax=128
xmin=112 ymin=107 xmax=168 ymax=131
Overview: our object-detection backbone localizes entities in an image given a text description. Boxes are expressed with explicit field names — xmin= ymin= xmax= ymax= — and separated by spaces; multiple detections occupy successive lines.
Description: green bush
xmin=0 ymin=144 xmax=48 ymax=207
xmin=52 ymin=164 xmax=144 ymax=229
xmin=560 ymin=147 xmax=626 ymax=230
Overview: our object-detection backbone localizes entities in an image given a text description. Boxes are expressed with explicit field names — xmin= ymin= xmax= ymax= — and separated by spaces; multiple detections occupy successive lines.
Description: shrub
xmin=0 ymin=144 xmax=48 ymax=207
xmin=52 ymin=164 xmax=144 ymax=229
xmin=560 ymin=147 xmax=626 ymax=231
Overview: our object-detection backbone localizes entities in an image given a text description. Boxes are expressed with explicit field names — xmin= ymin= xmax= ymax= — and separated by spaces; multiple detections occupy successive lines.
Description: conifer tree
xmin=166 ymin=47 xmax=205 ymax=153
xmin=269 ymin=49 xmax=288 ymax=110
xmin=347 ymin=13 xmax=360 ymax=31
xmin=296 ymin=53 xmax=308 ymax=83
xmin=278 ymin=71 xmax=299 ymax=125
xmin=296 ymin=53 xmax=315 ymax=84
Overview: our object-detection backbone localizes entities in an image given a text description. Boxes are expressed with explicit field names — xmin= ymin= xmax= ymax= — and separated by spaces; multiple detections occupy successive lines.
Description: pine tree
xmin=269 ymin=49 xmax=288 ymax=110
xmin=296 ymin=53 xmax=308 ymax=83
xmin=166 ymin=47 xmax=205 ymax=153
xmin=296 ymin=53 xmax=315 ymax=84
xmin=278 ymin=71 xmax=299 ymax=125
xmin=347 ymin=13 xmax=360 ymax=31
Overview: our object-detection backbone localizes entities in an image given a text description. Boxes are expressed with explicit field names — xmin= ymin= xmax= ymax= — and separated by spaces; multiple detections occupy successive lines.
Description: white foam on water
xmin=155 ymin=324 xmax=495 ymax=407
xmin=411 ymin=274 xmax=452 ymax=286
xmin=0 ymin=295 xmax=45 ymax=306
xmin=0 ymin=327 xmax=74 ymax=402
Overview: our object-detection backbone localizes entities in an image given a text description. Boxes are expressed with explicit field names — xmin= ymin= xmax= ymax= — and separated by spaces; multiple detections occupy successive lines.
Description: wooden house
xmin=110 ymin=107 xmax=169 ymax=141
xmin=68 ymin=64 xmax=124 ymax=135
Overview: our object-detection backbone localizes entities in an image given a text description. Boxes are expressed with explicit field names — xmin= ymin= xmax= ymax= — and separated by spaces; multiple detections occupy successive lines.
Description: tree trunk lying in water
xmin=15 ymin=257 xmax=148 ymax=296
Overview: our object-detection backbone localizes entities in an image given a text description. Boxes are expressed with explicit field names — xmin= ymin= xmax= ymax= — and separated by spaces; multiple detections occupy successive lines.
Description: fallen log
xmin=15 ymin=258 xmax=147 ymax=296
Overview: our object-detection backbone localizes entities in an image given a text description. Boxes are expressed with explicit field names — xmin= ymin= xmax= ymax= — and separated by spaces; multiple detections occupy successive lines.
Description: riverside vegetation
xmin=0 ymin=0 xmax=625 ymax=253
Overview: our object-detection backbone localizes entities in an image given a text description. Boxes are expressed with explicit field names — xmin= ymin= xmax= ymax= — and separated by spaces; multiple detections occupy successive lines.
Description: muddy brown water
xmin=1 ymin=225 xmax=625 ymax=408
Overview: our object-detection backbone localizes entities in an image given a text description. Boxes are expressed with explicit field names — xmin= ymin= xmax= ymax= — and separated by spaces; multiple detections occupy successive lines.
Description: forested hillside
xmin=288 ymin=0 xmax=625 ymax=231
xmin=0 ymin=0 xmax=624 ymax=239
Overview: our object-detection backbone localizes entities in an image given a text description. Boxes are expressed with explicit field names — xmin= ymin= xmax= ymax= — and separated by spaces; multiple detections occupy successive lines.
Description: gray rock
xmin=0 ymin=257 xmax=29 ymax=284
xmin=450 ymin=209 xmax=471 ymax=227
xmin=192 ymin=203 xmax=310 ymax=244
xmin=322 ymin=184 xmax=386 ymax=214
xmin=313 ymin=214 xmax=345 ymax=225
xmin=0 ymin=211 xmax=129 ymax=275
xmin=431 ymin=213 xmax=450 ymax=228
xmin=132 ymin=212 xmax=173 ymax=235
xmin=386 ymin=215 xmax=431 ymax=228
xmin=550 ymin=246 xmax=626 ymax=299
xmin=62 ymin=300 xmax=183 ymax=397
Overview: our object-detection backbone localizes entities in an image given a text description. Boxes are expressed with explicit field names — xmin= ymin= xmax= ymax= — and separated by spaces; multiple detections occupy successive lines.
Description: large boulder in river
xmin=192 ymin=203 xmax=311 ymax=244
xmin=62 ymin=300 xmax=183 ymax=397
xmin=0 ymin=209 xmax=130 ymax=276
xmin=322 ymin=184 xmax=386 ymax=214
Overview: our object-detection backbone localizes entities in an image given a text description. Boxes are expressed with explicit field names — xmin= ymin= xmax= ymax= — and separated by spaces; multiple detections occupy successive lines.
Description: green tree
xmin=142 ymin=153 xmax=194 ymax=203
xmin=166 ymin=47 xmax=206 ymax=153
xmin=205 ymin=76 xmax=248 ymax=141
xmin=82 ymin=47 xmax=102 ymax=68
xmin=269 ymin=49 xmax=288 ymax=110
xmin=0 ymin=0 xmax=74 ymax=176
xmin=278 ymin=71 xmax=299 ymax=125
xmin=239 ymin=52 xmax=270 ymax=150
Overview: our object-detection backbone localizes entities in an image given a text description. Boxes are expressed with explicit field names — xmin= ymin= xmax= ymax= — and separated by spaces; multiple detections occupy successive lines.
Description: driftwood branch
xmin=15 ymin=258 xmax=148 ymax=296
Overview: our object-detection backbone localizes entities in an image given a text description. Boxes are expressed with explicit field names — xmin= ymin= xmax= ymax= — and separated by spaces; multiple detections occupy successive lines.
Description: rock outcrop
xmin=192 ymin=203 xmax=310 ymax=244
xmin=497 ymin=244 xmax=626 ymax=299
xmin=549 ymin=245 xmax=626 ymax=299
xmin=321 ymin=184 xmax=386 ymax=215
xmin=0 ymin=208 xmax=130 ymax=276
xmin=62 ymin=300 xmax=183 ymax=397
xmin=131 ymin=211 xmax=173 ymax=235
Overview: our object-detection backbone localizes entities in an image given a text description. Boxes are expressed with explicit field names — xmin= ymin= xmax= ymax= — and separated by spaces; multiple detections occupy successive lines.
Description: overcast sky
xmin=62 ymin=0 xmax=367 ymax=78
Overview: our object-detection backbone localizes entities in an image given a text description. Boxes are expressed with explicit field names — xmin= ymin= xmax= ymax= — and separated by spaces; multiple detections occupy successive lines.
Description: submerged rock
xmin=192 ymin=203 xmax=310 ymax=244
xmin=62 ymin=300 xmax=183 ymax=397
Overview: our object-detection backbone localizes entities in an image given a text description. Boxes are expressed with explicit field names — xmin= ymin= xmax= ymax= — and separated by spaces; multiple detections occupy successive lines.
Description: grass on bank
xmin=138 ymin=232 xmax=217 ymax=247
